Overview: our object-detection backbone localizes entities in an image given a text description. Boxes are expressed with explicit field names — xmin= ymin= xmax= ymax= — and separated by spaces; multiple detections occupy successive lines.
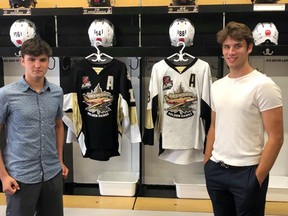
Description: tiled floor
xmin=0 ymin=206 xmax=282 ymax=216
xmin=0 ymin=193 xmax=286 ymax=216
xmin=0 ymin=206 xmax=215 ymax=215
xmin=64 ymin=209 xmax=213 ymax=216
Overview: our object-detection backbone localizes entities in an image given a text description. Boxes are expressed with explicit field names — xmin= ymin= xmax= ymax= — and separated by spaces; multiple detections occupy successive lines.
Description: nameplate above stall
xmin=168 ymin=5 xmax=198 ymax=13
xmin=253 ymin=4 xmax=285 ymax=11
xmin=3 ymin=8 xmax=31 ymax=16
xmin=83 ymin=7 xmax=112 ymax=15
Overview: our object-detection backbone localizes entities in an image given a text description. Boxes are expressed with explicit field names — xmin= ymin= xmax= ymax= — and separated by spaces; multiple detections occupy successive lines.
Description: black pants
xmin=6 ymin=171 xmax=63 ymax=216
xmin=204 ymin=159 xmax=269 ymax=216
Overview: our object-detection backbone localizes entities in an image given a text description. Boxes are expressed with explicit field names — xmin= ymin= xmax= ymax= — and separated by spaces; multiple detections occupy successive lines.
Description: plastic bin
xmin=97 ymin=171 xmax=139 ymax=196
xmin=173 ymin=173 xmax=209 ymax=199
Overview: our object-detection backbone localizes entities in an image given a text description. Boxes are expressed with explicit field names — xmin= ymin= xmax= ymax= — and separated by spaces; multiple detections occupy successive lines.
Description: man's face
xmin=222 ymin=36 xmax=252 ymax=71
xmin=21 ymin=54 xmax=49 ymax=80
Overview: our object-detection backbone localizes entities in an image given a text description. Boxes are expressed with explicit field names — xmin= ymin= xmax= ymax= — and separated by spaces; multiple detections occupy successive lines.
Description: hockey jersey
xmin=142 ymin=58 xmax=212 ymax=164
xmin=63 ymin=58 xmax=141 ymax=161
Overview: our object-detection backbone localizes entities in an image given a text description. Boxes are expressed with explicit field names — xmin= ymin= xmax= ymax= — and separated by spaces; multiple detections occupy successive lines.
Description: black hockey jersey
xmin=142 ymin=58 xmax=211 ymax=158
xmin=63 ymin=58 xmax=141 ymax=161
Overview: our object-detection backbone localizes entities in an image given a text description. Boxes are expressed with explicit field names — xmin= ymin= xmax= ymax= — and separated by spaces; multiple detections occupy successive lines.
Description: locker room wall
xmin=246 ymin=57 xmax=288 ymax=177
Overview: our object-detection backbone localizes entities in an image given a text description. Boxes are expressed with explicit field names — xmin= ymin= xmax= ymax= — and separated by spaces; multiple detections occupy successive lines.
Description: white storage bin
xmin=97 ymin=171 xmax=139 ymax=197
xmin=267 ymin=175 xmax=288 ymax=202
xmin=173 ymin=173 xmax=209 ymax=199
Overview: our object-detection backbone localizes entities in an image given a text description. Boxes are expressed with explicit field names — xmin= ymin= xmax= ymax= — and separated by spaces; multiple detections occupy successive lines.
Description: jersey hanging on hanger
xmin=142 ymin=58 xmax=212 ymax=164
xmin=63 ymin=58 xmax=141 ymax=161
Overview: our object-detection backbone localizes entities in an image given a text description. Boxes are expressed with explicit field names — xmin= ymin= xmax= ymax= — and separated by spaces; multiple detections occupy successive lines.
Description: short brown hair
xmin=21 ymin=37 xmax=52 ymax=57
xmin=216 ymin=21 xmax=254 ymax=46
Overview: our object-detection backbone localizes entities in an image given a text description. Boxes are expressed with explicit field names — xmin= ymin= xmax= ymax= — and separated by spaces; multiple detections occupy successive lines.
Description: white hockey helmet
xmin=88 ymin=18 xmax=115 ymax=47
xmin=9 ymin=19 xmax=36 ymax=47
xmin=88 ymin=0 xmax=110 ymax=7
xmin=169 ymin=18 xmax=195 ymax=47
xmin=252 ymin=22 xmax=279 ymax=46
xmin=9 ymin=0 xmax=37 ymax=8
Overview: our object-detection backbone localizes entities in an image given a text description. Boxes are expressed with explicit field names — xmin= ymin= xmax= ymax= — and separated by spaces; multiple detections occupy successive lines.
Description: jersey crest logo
xmin=81 ymin=76 xmax=92 ymax=89
xmin=82 ymin=83 xmax=113 ymax=117
xmin=163 ymin=76 xmax=173 ymax=90
xmin=164 ymin=83 xmax=197 ymax=118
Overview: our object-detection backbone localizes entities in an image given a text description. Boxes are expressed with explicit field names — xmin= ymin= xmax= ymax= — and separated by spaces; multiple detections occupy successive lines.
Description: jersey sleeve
xmin=119 ymin=66 xmax=141 ymax=143
xmin=200 ymin=63 xmax=212 ymax=135
xmin=142 ymin=63 xmax=160 ymax=146
xmin=199 ymin=63 xmax=212 ymax=152
xmin=63 ymin=92 xmax=82 ymax=138
xmin=62 ymin=62 xmax=83 ymax=145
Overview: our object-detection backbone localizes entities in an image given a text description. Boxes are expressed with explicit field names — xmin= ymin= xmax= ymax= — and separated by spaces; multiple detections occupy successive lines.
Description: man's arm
xmin=0 ymin=124 xmax=20 ymax=194
xmin=55 ymin=119 xmax=69 ymax=179
xmin=256 ymin=106 xmax=284 ymax=185
xmin=204 ymin=111 xmax=216 ymax=163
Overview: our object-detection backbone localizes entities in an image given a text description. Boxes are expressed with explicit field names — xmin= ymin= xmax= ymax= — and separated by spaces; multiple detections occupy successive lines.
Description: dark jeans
xmin=204 ymin=159 xmax=269 ymax=216
xmin=6 ymin=171 xmax=63 ymax=216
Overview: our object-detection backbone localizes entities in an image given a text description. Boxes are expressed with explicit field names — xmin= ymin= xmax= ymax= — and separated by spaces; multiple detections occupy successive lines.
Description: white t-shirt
xmin=211 ymin=70 xmax=282 ymax=166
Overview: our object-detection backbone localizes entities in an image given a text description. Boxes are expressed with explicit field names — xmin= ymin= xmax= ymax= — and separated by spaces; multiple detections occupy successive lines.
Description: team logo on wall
xmin=82 ymin=84 xmax=113 ymax=117
xmin=164 ymin=84 xmax=197 ymax=118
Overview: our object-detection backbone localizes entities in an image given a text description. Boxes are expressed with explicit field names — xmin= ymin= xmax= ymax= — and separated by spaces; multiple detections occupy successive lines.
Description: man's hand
xmin=1 ymin=175 xmax=20 ymax=195
xmin=61 ymin=163 xmax=69 ymax=179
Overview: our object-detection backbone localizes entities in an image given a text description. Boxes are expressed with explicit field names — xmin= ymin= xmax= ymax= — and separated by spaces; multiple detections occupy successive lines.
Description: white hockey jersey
xmin=63 ymin=58 xmax=141 ymax=161
xmin=143 ymin=58 xmax=212 ymax=164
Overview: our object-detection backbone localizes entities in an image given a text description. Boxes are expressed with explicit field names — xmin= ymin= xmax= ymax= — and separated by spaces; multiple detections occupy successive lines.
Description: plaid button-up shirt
xmin=0 ymin=76 xmax=63 ymax=183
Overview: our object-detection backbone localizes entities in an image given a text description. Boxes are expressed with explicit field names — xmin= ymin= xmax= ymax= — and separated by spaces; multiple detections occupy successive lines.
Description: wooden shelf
xmin=0 ymin=4 xmax=287 ymax=16
xmin=0 ymin=5 xmax=287 ymax=57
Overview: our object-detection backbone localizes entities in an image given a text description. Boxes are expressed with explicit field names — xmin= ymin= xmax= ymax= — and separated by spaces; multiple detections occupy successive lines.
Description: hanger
xmin=167 ymin=41 xmax=195 ymax=62
xmin=14 ymin=50 xmax=21 ymax=57
xmin=85 ymin=40 xmax=113 ymax=63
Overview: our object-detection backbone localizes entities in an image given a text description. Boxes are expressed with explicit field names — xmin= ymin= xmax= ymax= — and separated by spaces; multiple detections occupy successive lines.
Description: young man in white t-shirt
xmin=204 ymin=21 xmax=283 ymax=216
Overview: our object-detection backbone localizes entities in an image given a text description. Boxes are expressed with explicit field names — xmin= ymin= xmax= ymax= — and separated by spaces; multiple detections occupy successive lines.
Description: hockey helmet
xmin=88 ymin=18 xmax=115 ymax=47
xmin=10 ymin=19 xmax=36 ymax=48
xmin=252 ymin=22 xmax=279 ymax=46
xmin=9 ymin=0 xmax=37 ymax=8
xmin=171 ymin=0 xmax=195 ymax=5
xmin=88 ymin=0 xmax=110 ymax=7
xmin=169 ymin=18 xmax=195 ymax=47
xmin=251 ymin=0 xmax=278 ymax=3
